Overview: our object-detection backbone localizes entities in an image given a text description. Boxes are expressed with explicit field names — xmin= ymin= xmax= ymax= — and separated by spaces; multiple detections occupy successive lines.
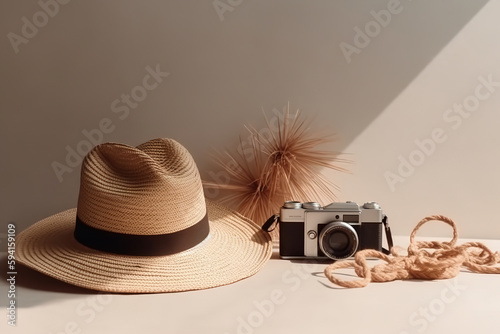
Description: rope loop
xmin=324 ymin=215 xmax=500 ymax=288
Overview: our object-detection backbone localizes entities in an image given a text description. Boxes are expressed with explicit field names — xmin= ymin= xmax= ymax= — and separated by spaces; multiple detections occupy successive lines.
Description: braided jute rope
xmin=324 ymin=215 xmax=500 ymax=288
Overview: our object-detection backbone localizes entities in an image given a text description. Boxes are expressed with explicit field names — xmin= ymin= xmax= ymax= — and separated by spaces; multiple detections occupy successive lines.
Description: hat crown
xmin=76 ymin=138 xmax=207 ymax=235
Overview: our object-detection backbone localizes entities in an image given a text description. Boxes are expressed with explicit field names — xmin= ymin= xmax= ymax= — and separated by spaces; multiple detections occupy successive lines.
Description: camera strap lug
xmin=262 ymin=214 xmax=279 ymax=232
xmin=382 ymin=215 xmax=394 ymax=255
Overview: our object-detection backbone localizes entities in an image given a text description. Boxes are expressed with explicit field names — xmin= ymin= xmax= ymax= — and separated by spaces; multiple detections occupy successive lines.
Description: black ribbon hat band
xmin=74 ymin=214 xmax=210 ymax=256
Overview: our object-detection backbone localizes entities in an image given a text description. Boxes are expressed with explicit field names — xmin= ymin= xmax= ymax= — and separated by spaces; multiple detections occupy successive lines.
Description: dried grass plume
xmin=203 ymin=104 xmax=349 ymax=233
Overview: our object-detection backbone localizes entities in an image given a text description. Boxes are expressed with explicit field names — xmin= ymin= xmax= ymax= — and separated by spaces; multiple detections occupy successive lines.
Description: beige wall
xmin=1 ymin=0 xmax=498 ymax=239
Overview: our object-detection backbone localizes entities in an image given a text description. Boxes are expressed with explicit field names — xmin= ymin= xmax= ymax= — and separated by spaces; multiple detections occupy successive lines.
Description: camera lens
xmin=319 ymin=222 xmax=359 ymax=260
xmin=327 ymin=232 xmax=349 ymax=251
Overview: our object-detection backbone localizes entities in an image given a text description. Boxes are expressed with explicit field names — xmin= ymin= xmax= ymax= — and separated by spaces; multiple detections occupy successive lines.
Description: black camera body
xmin=279 ymin=201 xmax=387 ymax=260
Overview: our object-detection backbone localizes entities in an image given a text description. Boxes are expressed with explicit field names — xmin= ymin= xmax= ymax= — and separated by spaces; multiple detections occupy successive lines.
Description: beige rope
xmin=324 ymin=215 xmax=500 ymax=288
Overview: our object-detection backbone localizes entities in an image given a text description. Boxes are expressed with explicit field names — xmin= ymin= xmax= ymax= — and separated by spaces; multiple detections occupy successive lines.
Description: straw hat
xmin=17 ymin=138 xmax=272 ymax=293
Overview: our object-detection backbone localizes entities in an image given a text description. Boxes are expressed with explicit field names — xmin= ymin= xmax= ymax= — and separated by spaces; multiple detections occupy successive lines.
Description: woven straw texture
xmin=16 ymin=138 xmax=273 ymax=293
xmin=78 ymin=138 xmax=206 ymax=234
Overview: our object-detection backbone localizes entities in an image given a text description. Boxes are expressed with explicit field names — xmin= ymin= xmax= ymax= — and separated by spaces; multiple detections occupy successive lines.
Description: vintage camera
xmin=278 ymin=201 xmax=390 ymax=260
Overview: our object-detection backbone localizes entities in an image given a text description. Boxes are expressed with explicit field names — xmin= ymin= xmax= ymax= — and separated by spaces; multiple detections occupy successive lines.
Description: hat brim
xmin=16 ymin=199 xmax=272 ymax=293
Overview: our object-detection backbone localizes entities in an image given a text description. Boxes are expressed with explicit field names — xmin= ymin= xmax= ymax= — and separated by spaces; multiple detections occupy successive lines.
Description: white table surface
xmin=1 ymin=235 xmax=499 ymax=334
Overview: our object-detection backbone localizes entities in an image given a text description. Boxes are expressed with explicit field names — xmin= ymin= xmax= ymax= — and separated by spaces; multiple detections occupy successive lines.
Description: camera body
xmin=279 ymin=201 xmax=386 ymax=260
